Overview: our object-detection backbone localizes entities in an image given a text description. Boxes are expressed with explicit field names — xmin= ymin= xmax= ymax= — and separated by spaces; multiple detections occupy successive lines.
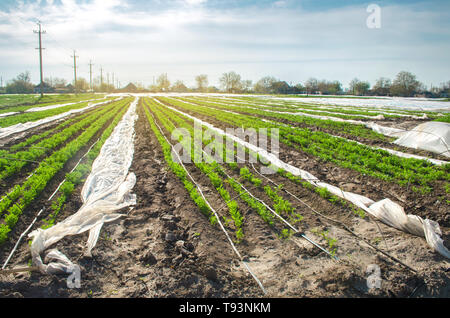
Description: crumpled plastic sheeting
xmin=272 ymin=96 xmax=450 ymax=111
xmin=328 ymin=133 xmax=448 ymax=166
xmin=0 ymin=97 xmax=124 ymax=140
xmin=227 ymin=105 xmax=449 ymax=157
xmin=28 ymin=97 xmax=138 ymax=281
xmin=393 ymin=121 xmax=450 ymax=158
xmin=190 ymin=100 xmax=447 ymax=166
xmin=25 ymin=97 xmax=106 ymax=113
xmin=238 ymin=105 xmax=408 ymax=138
xmin=163 ymin=103 xmax=450 ymax=259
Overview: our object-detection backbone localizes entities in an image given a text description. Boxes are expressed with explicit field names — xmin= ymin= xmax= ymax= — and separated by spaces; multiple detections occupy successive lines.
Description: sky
xmin=0 ymin=0 xmax=449 ymax=89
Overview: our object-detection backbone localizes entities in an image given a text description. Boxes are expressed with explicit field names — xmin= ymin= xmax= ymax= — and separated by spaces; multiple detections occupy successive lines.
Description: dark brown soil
xmin=0 ymin=105 xmax=123 ymax=196
xmin=0 ymin=96 xmax=448 ymax=299
xmin=158 ymin=97 xmax=449 ymax=228
xmin=183 ymin=98 xmax=448 ymax=161
xmin=0 ymin=102 xmax=127 ymax=266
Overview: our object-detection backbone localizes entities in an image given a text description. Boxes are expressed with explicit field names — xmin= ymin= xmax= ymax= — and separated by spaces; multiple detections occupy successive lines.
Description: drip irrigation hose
xmin=146 ymin=103 xmax=267 ymax=295
xmin=326 ymin=167 xmax=390 ymax=252
xmin=1 ymin=138 xmax=100 ymax=270
xmin=222 ymin=166 xmax=338 ymax=261
xmin=155 ymin=98 xmax=338 ymax=260
xmin=249 ymin=162 xmax=419 ymax=274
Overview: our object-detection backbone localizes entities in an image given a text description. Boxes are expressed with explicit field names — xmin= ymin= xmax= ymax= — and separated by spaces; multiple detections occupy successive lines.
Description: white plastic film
xmin=28 ymin=97 xmax=138 ymax=282
xmin=174 ymin=97 xmax=448 ymax=165
xmin=0 ymin=97 xmax=124 ymax=140
xmin=214 ymin=102 xmax=450 ymax=157
xmin=25 ymin=97 xmax=106 ymax=113
xmin=161 ymin=102 xmax=449 ymax=259
xmin=393 ymin=121 xmax=450 ymax=158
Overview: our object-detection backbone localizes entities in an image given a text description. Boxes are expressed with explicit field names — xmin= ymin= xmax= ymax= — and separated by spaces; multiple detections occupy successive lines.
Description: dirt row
xmin=184 ymin=98 xmax=448 ymax=161
xmin=0 ymin=98 xmax=120 ymax=148
xmin=0 ymin=97 xmax=448 ymax=298
xmin=0 ymin=101 xmax=130 ymax=272
xmin=144 ymin=98 xmax=450 ymax=297
xmin=0 ymin=102 xmax=125 ymax=196
xmin=0 ymin=100 xmax=260 ymax=297
xmin=157 ymin=98 xmax=449 ymax=227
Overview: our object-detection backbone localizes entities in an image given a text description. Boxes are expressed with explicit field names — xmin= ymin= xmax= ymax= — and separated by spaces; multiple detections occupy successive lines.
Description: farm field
xmin=0 ymin=94 xmax=449 ymax=298
xmin=0 ymin=94 xmax=106 ymax=114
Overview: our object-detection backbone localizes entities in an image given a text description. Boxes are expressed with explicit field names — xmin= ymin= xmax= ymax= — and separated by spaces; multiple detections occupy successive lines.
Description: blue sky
xmin=0 ymin=0 xmax=449 ymax=89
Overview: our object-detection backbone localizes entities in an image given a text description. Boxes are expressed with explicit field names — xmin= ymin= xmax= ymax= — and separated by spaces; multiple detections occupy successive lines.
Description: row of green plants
xmin=0 ymin=99 xmax=126 ymax=181
xmin=158 ymin=98 xmax=370 ymax=222
xmin=147 ymin=98 xmax=301 ymax=237
xmin=144 ymin=98 xmax=244 ymax=240
xmin=141 ymin=99 xmax=218 ymax=228
xmin=6 ymin=108 xmax=94 ymax=153
xmin=41 ymin=101 xmax=131 ymax=229
xmin=231 ymin=96 xmax=437 ymax=117
xmin=155 ymin=98 xmax=372 ymax=236
xmin=277 ymin=169 xmax=366 ymax=219
xmin=188 ymin=96 xmax=406 ymax=120
xmin=434 ymin=114 xmax=450 ymax=123
xmin=0 ymin=97 xmax=133 ymax=244
xmin=148 ymin=98 xmax=280 ymax=236
xmin=174 ymin=97 xmax=391 ymax=142
xmin=157 ymin=97 xmax=449 ymax=193
xmin=0 ymin=94 xmax=106 ymax=115
xmin=0 ymin=97 xmax=116 ymax=128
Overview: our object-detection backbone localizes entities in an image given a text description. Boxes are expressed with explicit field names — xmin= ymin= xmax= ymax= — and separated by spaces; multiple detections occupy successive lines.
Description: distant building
xmin=33 ymin=82 xmax=55 ymax=94
xmin=53 ymin=84 xmax=75 ymax=94
xmin=121 ymin=83 xmax=138 ymax=92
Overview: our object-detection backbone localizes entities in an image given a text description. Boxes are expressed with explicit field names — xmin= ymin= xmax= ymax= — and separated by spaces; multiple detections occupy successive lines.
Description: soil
xmin=0 ymin=102 xmax=124 ymax=201
xmin=158 ymin=98 xmax=449 ymax=227
xmin=195 ymin=102 xmax=449 ymax=162
xmin=0 ymin=98 xmax=115 ymax=148
xmin=0 ymin=97 xmax=448 ymax=298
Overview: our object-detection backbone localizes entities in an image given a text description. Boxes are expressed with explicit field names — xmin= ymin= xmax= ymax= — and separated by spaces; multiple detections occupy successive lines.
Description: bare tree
xmin=349 ymin=78 xmax=370 ymax=96
xmin=6 ymin=71 xmax=34 ymax=94
xmin=305 ymin=78 xmax=319 ymax=95
xmin=195 ymin=74 xmax=208 ymax=92
xmin=254 ymin=76 xmax=277 ymax=94
xmin=172 ymin=80 xmax=189 ymax=92
xmin=219 ymin=71 xmax=242 ymax=93
xmin=390 ymin=71 xmax=421 ymax=97
xmin=157 ymin=73 xmax=171 ymax=92
xmin=372 ymin=77 xmax=392 ymax=96
xmin=75 ymin=77 xmax=89 ymax=92
xmin=241 ymin=79 xmax=253 ymax=93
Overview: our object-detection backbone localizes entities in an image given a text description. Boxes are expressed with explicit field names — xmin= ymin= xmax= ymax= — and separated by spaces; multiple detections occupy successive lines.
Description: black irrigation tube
xmin=153 ymin=98 xmax=339 ymax=258
xmin=1 ymin=138 xmax=101 ymax=270
xmin=248 ymin=162 xmax=419 ymax=274
xmin=145 ymin=102 xmax=267 ymax=294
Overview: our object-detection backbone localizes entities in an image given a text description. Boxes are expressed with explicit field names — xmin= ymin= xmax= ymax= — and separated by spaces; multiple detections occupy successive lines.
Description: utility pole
xmin=72 ymin=50 xmax=79 ymax=94
xmin=89 ymin=60 xmax=94 ymax=92
xmin=112 ymin=72 xmax=115 ymax=89
xmin=100 ymin=67 xmax=103 ymax=88
xmin=34 ymin=21 xmax=46 ymax=98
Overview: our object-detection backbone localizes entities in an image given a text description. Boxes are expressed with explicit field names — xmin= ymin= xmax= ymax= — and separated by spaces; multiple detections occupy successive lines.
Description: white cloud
xmin=0 ymin=0 xmax=448 ymax=88
xmin=184 ymin=0 xmax=207 ymax=5
xmin=273 ymin=1 xmax=287 ymax=8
